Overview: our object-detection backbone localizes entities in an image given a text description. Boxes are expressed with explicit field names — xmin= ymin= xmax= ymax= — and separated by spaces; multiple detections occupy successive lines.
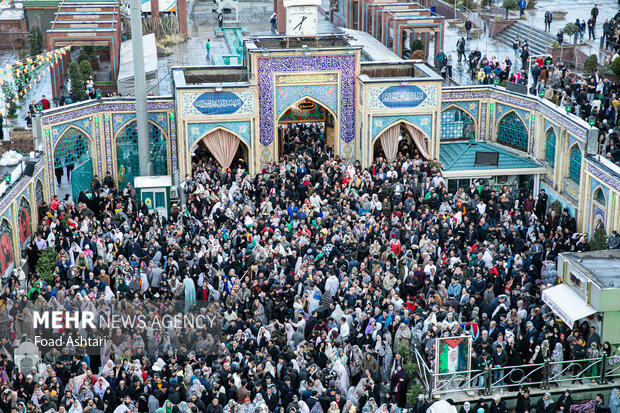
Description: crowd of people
xmin=0 ymin=109 xmax=617 ymax=413
xmin=452 ymin=29 xmax=620 ymax=167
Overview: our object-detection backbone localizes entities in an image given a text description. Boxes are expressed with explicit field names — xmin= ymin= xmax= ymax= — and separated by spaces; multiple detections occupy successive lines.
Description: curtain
xmin=405 ymin=124 xmax=430 ymax=160
xmin=201 ymin=129 xmax=240 ymax=170
xmin=380 ymin=124 xmax=400 ymax=162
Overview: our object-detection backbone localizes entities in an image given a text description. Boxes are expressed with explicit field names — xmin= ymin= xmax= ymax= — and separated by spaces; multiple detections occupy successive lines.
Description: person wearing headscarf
xmin=610 ymin=388 xmax=620 ymax=413
xmin=535 ymin=393 xmax=554 ymax=413
xmin=551 ymin=342 xmax=564 ymax=380
xmin=155 ymin=400 xmax=174 ymax=413
xmin=94 ymin=377 xmax=110 ymax=398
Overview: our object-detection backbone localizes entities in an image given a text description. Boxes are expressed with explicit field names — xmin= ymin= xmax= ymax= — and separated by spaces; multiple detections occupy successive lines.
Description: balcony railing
xmin=414 ymin=348 xmax=620 ymax=397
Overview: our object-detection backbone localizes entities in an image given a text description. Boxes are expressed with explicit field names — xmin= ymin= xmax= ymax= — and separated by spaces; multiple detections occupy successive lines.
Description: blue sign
xmin=192 ymin=92 xmax=244 ymax=115
xmin=378 ymin=85 xmax=427 ymax=108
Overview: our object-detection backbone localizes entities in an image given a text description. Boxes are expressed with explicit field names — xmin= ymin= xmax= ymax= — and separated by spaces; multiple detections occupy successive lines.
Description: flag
xmin=437 ymin=338 xmax=467 ymax=374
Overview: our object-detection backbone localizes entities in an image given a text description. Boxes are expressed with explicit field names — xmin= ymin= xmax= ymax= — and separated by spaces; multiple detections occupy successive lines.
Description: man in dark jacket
xmin=556 ymin=390 xmax=573 ymax=412
xmin=492 ymin=344 xmax=508 ymax=385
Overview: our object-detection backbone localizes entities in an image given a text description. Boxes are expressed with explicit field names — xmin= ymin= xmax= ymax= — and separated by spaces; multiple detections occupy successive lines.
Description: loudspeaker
xmin=475 ymin=151 xmax=499 ymax=166
xmin=505 ymin=81 xmax=528 ymax=95
xmin=23 ymin=162 xmax=35 ymax=177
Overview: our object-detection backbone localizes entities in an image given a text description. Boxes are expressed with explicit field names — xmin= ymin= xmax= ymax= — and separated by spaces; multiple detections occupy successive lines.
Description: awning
xmin=542 ymin=284 xmax=597 ymax=326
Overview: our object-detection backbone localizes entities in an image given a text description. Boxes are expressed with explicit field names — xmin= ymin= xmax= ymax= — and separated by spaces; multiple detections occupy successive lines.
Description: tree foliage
xmin=611 ymin=57 xmax=620 ymax=76
xmin=591 ymin=228 xmax=609 ymax=250
xmin=395 ymin=343 xmax=424 ymax=404
xmin=503 ymin=0 xmax=518 ymax=10
xmin=27 ymin=26 xmax=43 ymax=57
xmin=36 ymin=247 xmax=58 ymax=283
xmin=2 ymin=84 xmax=16 ymax=116
xmin=584 ymin=54 xmax=599 ymax=75
xmin=411 ymin=39 xmax=425 ymax=51
xmin=563 ymin=23 xmax=579 ymax=36
xmin=68 ymin=61 xmax=86 ymax=101
xmin=79 ymin=60 xmax=94 ymax=81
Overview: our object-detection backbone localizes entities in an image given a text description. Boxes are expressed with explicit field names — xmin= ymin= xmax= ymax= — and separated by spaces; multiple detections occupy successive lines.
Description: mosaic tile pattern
xmin=442 ymin=88 xmax=588 ymax=141
xmin=371 ymin=114 xmax=432 ymax=140
xmin=42 ymin=101 xmax=174 ymax=125
xmin=104 ymin=116 xmax=113 ymax=174
xmin=496 ymin=104 xmax=530 ymax=128
xmin=368 ymin=84 xmax=438 ymax=110
xmin=275 ymin=85 xmax=338 ymax=117
xmin=188 ymin=122 xmax=251 ymax=148
xmin=257 ymin=55 xmax=356 ymax=145
xmin=94 ymin=116 xmax=102 ymax=176
xmin=590 ymin=178 xmax=609 ymax=202
xmin=181 ymin=91 xmax=255 ymax=117
xmin=0 ymin=160 xmax=45 ymax=210
xmin=441 ymin=100 xmax=479 ymax=118
xmin=587 ymin=162 xmax=620 ymax=192
xmin=51 ymin=117 xmax=92 ymax=146
xmin=170 ymin=115 xmax=178 ymax=171
xmin=113 ymin=113 xmax=136 ymax=132
xmin=479 ymin=102 xmax=487 ymax=140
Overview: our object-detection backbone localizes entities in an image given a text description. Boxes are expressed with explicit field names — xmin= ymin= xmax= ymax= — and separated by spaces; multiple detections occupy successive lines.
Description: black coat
xmin=515 ymin=393 xmax=531 ymax=413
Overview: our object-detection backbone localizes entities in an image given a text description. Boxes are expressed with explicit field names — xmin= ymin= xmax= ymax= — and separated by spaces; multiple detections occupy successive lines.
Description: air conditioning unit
xmin=170 ymin=185 xmax=179 ymax=200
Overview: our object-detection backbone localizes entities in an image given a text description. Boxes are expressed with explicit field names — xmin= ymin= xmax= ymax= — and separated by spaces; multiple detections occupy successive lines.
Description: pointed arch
xmin=194 ymin=126 xmax=250 ymax=169
xmin=113 ymin=119 xmax=169 ymax=141
xmin=276 ymin=96 xmax=339 ymax=160
xmin=593 ymin=187 xmax=606 ymax=206
xmin=114 ymin=120 xmax=169 ymax=189
xmin=0 ymin=218 xmax=14 ymax=279
xmin=276 ymin=95 xmax=338 ymax=121
xmin=568 ymin=143 xmax=582 ymax=184
xmin=372 ymin=119 xmax=430 ymax=160
xmin=19 ymin=196 xmax=32 ymax=248
xmin=441 ymin=105 xmax=477 ymax=141
xmin=191 ymin=126 xmax=251 ymax=153
xmin=35 ymin=179 xmax=44 ymax=206
xmin=545 ymin=127 xmax=557 ymax=166
xmin=496 ymin=111 xmax=528 ymax=151
xmin=52 ymin=125 xmax=94 ymax=169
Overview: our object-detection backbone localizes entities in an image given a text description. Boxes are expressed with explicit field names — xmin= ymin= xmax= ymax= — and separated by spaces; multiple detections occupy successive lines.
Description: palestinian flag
xmin=437 ymin=338 xmax=468 ymax=374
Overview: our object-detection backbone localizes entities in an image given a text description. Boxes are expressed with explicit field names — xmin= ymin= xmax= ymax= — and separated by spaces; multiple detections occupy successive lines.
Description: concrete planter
xmin=551 ymin=10 xmax=567 ymax=19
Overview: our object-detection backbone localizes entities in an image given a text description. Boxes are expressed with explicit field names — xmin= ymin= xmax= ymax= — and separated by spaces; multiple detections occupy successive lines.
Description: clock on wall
xmin=284 ymin=0 xmax=320 ymax=37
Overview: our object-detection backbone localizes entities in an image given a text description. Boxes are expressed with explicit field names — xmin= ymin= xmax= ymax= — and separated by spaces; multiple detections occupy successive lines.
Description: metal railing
xmin=414 ymin=349 xmax=620 ymax=397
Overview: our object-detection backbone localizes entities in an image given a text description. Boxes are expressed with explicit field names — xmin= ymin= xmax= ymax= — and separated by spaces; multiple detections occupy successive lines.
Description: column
xmin=177 ymin=0 xmax=188 ymax=35
xmin=151 ymin=0 xmax=160 ymax=36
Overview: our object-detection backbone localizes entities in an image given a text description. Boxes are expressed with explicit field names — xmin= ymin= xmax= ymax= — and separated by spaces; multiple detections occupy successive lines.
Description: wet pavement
xmin=433 ymin=0 xmax=620 ymax=86
xmin=2 ymin=0 xmax=618 ymax=114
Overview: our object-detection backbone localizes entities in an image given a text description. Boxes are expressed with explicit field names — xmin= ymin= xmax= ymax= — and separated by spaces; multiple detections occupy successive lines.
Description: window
xmin=116 ymin=122 xmax=168 ymax=189
xmin=595 ymin=188 xmax=606 ymax=205
xmin=35 ymin=180 xmax=44 ymax=206
xmin=569 ymin=145 xmax=582 ymax=183
xmin=54 ymin=128 xmax=90 ymax=168
xmin=441 ymin=107 xmax=475 ymax=140
xmin=497 ymin=112 xmax=528 ymax=151
xmin=545 ymin=129 xmax=556 ymax=166
xmin=155 ymin=192 xmax=165 ymax=209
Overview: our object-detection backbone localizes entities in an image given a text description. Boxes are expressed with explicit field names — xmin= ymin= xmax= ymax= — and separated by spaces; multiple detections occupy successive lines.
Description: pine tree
xmin=590 ymin=228 xmax=609 ymax=250
xmin=27 ymin=26 xmax=43 ymax=57
xmin=68 ymin=61 xmax=85 ymax=101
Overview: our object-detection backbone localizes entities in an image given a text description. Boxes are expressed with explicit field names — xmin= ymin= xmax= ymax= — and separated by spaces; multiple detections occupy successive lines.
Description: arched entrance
xmin=372 ymin=121 xmax=429 ymax=162
xmin=53 ymin=126 xmax=93 ymax=200
xmin=192 ymin=128 xmax=249 ymax=172
xmin=115 ymin=120 xmax=168 ymax=190
xmin=277 ymin=97 xmax=336 ymax=161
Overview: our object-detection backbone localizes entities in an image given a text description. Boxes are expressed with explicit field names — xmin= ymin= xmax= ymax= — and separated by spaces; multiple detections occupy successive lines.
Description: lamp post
xmin=130 ymin=0 xmax=152 ymax=177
